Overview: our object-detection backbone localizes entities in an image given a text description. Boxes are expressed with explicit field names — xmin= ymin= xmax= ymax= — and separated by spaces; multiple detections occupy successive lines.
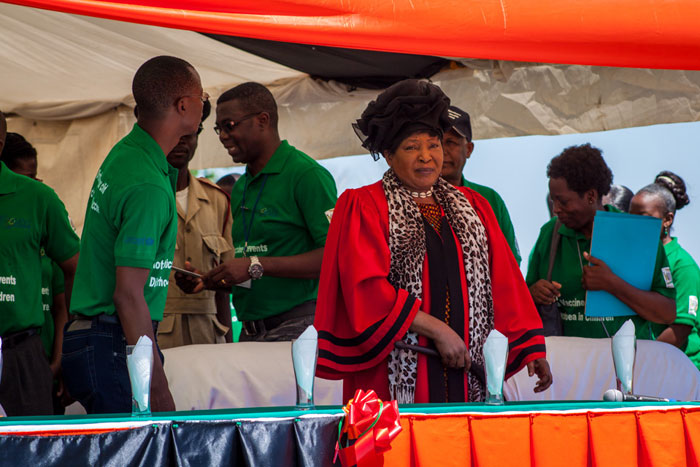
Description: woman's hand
xmin=433 ymin=323 xmax=471 ymax=369
xmin=581 ymin=252 xmax=616 ymax=291
xmin=529 ymin=279 xmax=562 ymax=305
xmin=410 ymin=311 xmax=470 ymax=369
xmin=527 ymin=358 xmax=553 ymax=393
xmin=581 ymin=251 xmax=676 ymax=324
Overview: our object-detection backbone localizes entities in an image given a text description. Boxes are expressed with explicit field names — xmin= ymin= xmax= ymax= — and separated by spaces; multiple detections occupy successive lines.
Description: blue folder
xmin=585 ymin=210 xmax=662 ymax=317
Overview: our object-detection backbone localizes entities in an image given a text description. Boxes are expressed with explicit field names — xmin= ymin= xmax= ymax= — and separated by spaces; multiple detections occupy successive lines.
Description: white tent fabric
xmin=4 ymin=3 xmax=700 ymax=231
xmin=0 ymin=3 xmax=301 ymax=119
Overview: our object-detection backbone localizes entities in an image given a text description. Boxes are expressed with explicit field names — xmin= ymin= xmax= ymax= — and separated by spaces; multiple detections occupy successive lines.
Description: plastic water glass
xmin=126 ymin=344 xmax=153 ymax=416
xmin=612 ymin=334 xmax=636 ymax=395
xmin=484 ymin=332 xmax=509 ymax=405
xmin=291 ymin=337 xmax=318 ymax=409
xmin=485 ymin=354 xmax=507 ymax=405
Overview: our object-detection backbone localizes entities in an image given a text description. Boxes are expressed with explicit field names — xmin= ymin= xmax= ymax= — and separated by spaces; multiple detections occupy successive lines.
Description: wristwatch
xmin=248 ymin=256 xmax=264 ymax=280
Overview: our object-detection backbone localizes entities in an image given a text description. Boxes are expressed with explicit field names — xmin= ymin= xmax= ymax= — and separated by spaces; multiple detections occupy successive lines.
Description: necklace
xmin=408 ymin=188 xmax=433 ymax=198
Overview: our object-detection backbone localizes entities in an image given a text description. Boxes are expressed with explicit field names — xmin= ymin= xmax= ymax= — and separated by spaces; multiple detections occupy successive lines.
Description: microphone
xmin=603 ymin=388 xmax=671 ymax=402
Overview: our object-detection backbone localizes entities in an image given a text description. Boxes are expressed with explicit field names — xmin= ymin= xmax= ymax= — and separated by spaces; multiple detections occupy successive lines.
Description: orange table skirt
xmin=380 ymin=404 xmax=700 ymax=466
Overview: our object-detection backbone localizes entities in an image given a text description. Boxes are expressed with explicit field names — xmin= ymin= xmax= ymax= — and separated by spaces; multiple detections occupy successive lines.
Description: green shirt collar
xmin=665 ymin=237 xmax=679 ymax=253
xmin=248 ymin=140 xmax=292 ymax=178
xmin=557 ymin=204 xmax=621 ymax=239
xmin=126 ymin=123 xmax=169 ymax=176
xmin=0 ymin=161 xmax=19 ymax=195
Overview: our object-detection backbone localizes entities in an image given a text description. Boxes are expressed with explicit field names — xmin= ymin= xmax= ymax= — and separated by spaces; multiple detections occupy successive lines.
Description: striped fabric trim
xmin=506 ymin=344 xmax=547 ymax=375
xmin=318 ymin=294 xmax=417 ymax=366
xmin=0 ymin=420 xmax=164 ymax=436
xmin=509 ymin=328 xmax=544 ymax=351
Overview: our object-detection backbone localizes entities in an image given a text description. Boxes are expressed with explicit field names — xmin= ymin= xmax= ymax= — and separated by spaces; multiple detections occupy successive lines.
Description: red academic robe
xmin=314 ymin=181 xmax=545 ymax=403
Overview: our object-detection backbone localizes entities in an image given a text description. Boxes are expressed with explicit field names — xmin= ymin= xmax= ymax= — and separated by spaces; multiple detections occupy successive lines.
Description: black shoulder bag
xmin=537 ymin=220 xmax=563 ymax=336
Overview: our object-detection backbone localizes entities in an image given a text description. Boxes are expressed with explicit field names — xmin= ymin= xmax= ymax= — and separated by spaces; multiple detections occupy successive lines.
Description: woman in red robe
xmin=314 ymin=80 xmax=552 ymax=403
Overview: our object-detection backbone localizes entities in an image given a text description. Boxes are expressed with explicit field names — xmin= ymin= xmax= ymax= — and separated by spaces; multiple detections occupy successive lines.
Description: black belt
xmin=242 ymin=301 xmax=315 ymax=336
xmin=1 ymin=328 xmax=39 ymax=349
xmin=71 ymin=313 xmax=158 ymax=327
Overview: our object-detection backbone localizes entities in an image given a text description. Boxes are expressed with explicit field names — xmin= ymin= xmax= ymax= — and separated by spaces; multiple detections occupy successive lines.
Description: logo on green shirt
xmin=1 ymin=215 xmax=30 ymax=229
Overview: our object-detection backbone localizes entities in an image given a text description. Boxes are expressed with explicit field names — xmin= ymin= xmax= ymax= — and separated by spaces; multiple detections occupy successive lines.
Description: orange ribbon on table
xmin=334 ymin=389 xmax=402 ymax=467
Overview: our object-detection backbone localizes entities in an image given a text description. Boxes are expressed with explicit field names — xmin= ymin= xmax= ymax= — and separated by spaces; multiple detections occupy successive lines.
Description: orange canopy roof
xmin=6 ymin=0 xmax=700 ymax=69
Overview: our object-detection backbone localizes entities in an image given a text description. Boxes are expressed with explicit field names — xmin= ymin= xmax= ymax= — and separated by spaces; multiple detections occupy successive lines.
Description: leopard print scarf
xmin=384 ymin=169 xmax=494 ymax=403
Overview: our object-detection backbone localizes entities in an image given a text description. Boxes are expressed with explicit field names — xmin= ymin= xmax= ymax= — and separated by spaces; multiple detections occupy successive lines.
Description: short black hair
xmin=0 ymin=132 xmax=37 ymax=170
xmin=132 ymin=56 xmax=198 ymax=118
xmin=605 ymin=184 xmax=634 ymax=212
xmin=547 ymin=143 xmax=613 ymax=197
xmin=217 ymin=82 xmax=278 ymax=128
xmin=638 ymin=170 xmax=689 ymax=215
xmin=197 ymin=100 xmax=212 ymax=135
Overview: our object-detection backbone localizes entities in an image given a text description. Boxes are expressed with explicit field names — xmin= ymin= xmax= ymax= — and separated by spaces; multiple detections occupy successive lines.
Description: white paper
xmin=483 ymin=330 xmax=509 ymax=396
xmin=291 ymin=325 xmax=318 ymax=398
xmin=127 ymin=335 xmax=153 ymax=413
xmin=612 ymin=319 xmax=636 ymax=394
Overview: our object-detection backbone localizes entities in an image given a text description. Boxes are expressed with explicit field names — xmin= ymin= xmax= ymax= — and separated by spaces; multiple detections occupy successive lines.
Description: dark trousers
xmin=239 ymin=300 xmax=316 ymax=342
xmin=61 ymin=317 xmax=163 ymax=415
xmin=0 ymin=333 xmax=53 ymax=417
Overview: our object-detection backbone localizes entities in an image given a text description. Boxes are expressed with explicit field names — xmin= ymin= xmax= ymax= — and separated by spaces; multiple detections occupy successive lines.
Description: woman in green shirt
xmin=629 ymin=171 xmax=700 ymax=368
xmin=526 ymin=144 xmax=676 ymax=338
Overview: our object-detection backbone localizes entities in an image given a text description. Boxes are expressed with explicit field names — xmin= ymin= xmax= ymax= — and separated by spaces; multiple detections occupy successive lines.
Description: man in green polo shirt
xmin=62 ymin=56 xmax=205 ymax=414
xmin=176 ymin=82 xmax=337 ymax=341
xmin=0 ymin=120 xmax=80 ymax=416
xmin=440 ymin=105 xmax=521 ymax=264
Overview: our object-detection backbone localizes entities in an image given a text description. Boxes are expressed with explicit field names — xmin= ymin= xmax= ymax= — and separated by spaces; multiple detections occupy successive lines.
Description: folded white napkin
xmin=127 ymin=335 xmax=153 ymax=413
xmin=483 ymin=329 xmax=509 ymax=397
xmin=612 ymin=319 xmax=636 ymax=394
xmin=291 ymin=325 xmax=318 ymax=397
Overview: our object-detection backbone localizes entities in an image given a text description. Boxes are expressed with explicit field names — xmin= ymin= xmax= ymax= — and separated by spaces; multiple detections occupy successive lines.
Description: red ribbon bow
xmin=335 ymin=389 xmax=402 ymax=467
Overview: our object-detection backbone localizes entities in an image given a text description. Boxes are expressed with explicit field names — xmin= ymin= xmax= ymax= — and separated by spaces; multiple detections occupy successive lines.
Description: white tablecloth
xmin=163 ymin=342 xmax=343 ymax=410
xmin=82 ymin=336 xmax=698 ymax=412
xmin=504 ymin=336 xmax=700 ymax=402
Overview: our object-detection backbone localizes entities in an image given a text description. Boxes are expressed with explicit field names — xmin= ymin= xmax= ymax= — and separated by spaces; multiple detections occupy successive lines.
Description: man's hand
xmin=174 ymin=261 xmax=204 ymax=293
xmin=527 ymin=358 xmax=553 ymax=393
xmin=150 ymin=372 xmax=176 ymax=412
xmin=49 ymin=357 xmax=61 ymax=378
xmin=202 ymin=258 xmax=251 ymax=290
xmin=529 ymin=279 xmax=562 ymax=305
xmin=57 ymin=375 xmax=76 ymax=407
xmin=581 ymin=252 xmax=616 ymax=292
xmin=114 ymin=266 xmax=175 ymax=413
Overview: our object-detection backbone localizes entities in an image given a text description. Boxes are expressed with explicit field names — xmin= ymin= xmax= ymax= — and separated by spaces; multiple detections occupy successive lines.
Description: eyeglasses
xmin=214 ymin=113 xmax=260 ymax=135
xmin=182 ymin=91 xmax=210 ymax=103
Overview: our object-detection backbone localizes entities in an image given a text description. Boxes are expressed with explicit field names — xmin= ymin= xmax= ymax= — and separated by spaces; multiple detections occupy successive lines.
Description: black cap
xmin=447 ymin=105 xmax=472 ymax=142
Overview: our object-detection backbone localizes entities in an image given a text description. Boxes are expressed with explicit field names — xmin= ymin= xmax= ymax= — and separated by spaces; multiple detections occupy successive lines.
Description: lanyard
xmin=240 ymin=174 xmax=269 ymax=257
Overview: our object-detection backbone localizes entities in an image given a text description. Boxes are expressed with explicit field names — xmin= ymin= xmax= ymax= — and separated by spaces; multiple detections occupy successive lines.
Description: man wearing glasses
xmin=63 ymin=56 xmax=205 ymax=414
xmin=176 ymin=82 xmax=337 ymax=341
